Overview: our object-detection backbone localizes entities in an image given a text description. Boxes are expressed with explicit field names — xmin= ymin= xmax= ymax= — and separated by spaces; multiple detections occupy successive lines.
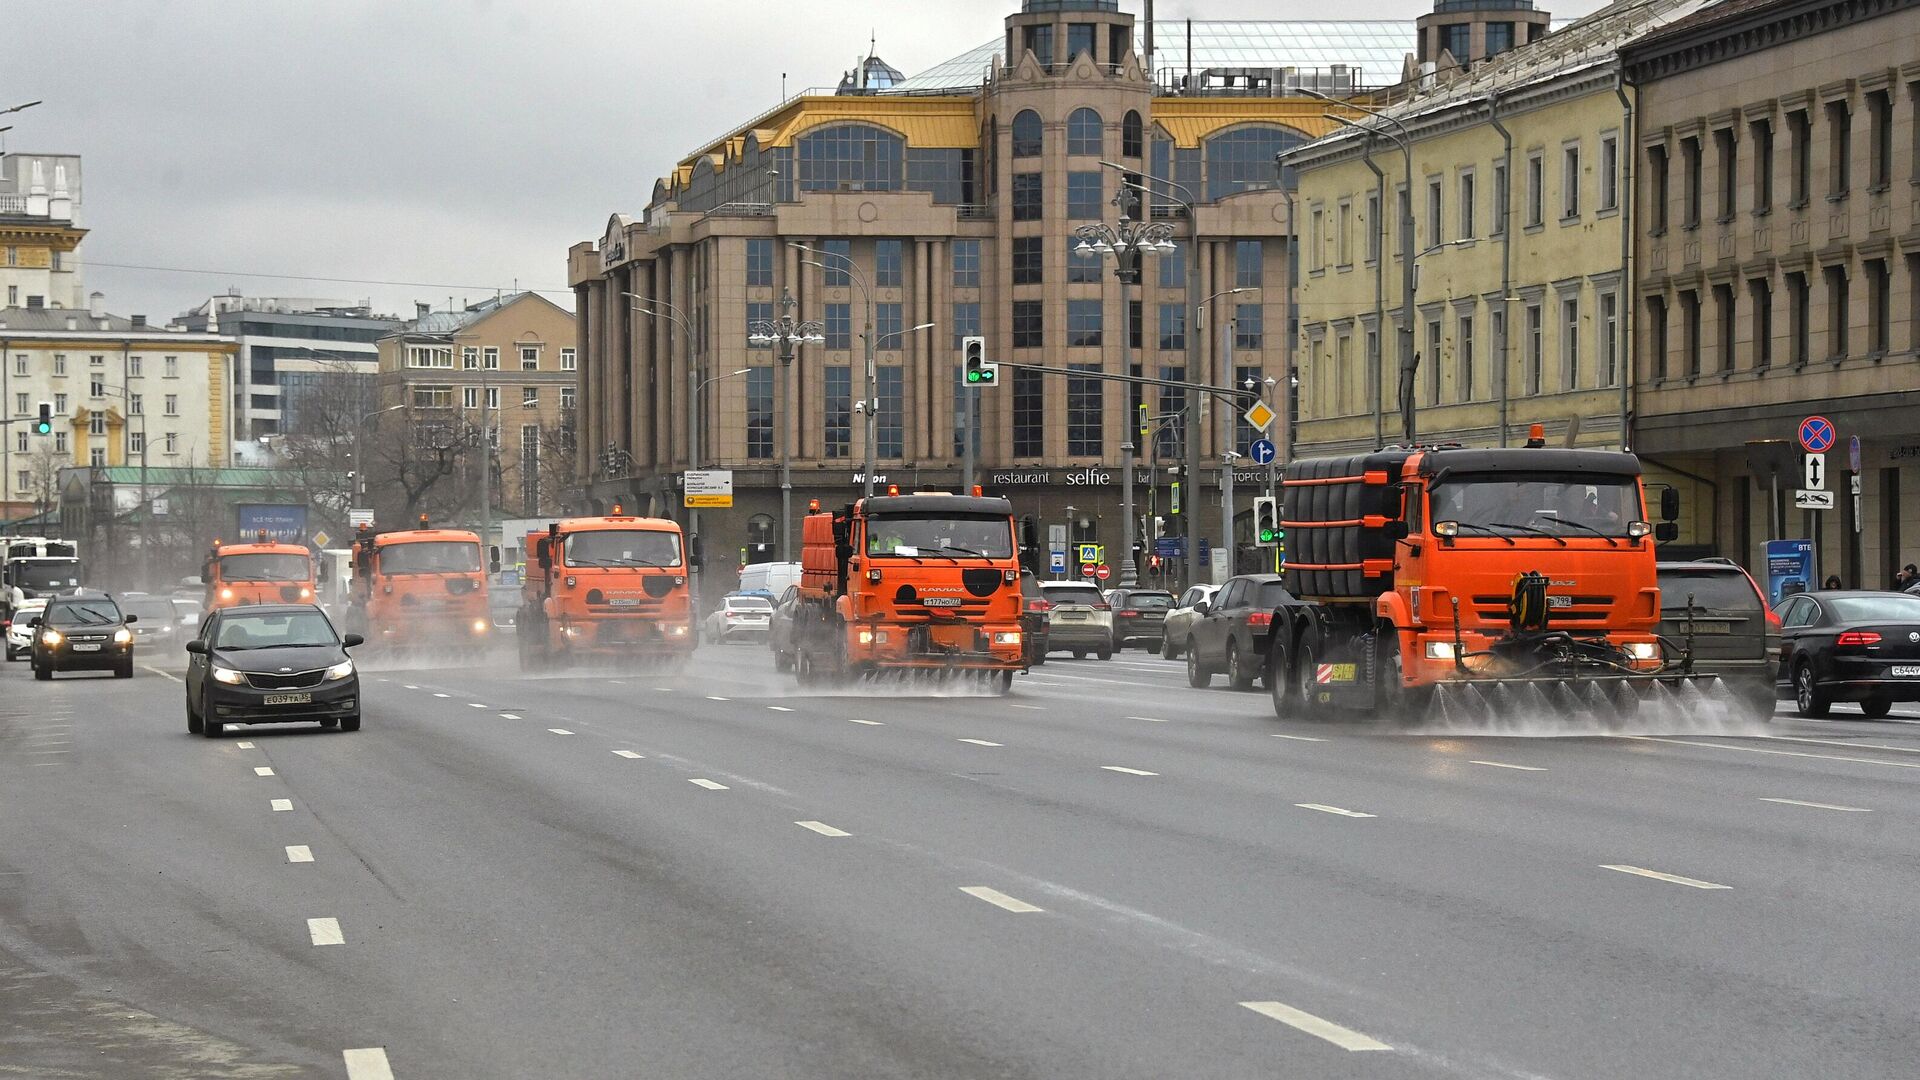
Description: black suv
xmin=1184 ymin=574 xmax=1291 ymax=691
xmin=1656 ymin=560 xmax=1779 ymax=720
xmin=185 ymin=604 xmax=363 ymax=736
xmin=30 ymin=594 xmax=136 ymax=680
xmin=1104 ymin=588 xmax=1174 ymax=651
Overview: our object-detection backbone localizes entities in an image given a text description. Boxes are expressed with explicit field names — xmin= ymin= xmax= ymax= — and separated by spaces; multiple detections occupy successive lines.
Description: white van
xmin=737 ymin=561 xmax=802 ymax=599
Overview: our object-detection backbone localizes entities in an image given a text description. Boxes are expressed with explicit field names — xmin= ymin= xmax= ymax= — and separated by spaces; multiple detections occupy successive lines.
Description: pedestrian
xmin=1823 ymin=574 xmax=1842 ymax=590
xmin=1896 ymin=563 xmax=1918 ymax=590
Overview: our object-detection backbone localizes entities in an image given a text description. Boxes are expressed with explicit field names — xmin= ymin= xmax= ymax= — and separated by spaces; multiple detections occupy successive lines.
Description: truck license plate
xmin=1891 ymin=666 xmax=1920 ymax=678
xmin=608 ymin=598 xmax=640 ymax=607
xmin=72 ymin=643 xmax=102 ymax=652
xmin=1548 ymin=595 xmax=1572 ymax=609
xmin=263 ymin=693 xmax=312 ymax=705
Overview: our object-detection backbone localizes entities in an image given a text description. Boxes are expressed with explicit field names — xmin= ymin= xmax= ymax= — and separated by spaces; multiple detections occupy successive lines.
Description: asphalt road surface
xmin=4 ymin=640 xmax=1919 ymax=1079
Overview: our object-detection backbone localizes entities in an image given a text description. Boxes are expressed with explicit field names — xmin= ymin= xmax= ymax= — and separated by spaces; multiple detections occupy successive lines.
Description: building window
xmin=89 ymin=377 xmax=104 ymax=398
xmin=1308 ymin=204 xmax=1324 ymax=273
xmin=1234 ymin=303 xmax=1263 ymax=350
xmin=1129 ymin=300 xmax=1142 ymax=349
xmin=1483 ymin=315 xmax=1500 ymax=403
xmin=1562 ymin=144 xmax=1581 ymax=219
xmin=1012 ymin=172 xmax=1043 ymax=221
xmin=875 ymin=367 xmax=905 ymax=459
xmin=1680 ymin=289 xmax=1702 ymax=376
xmin=1426 ymin=177 xmax=1443 ymax=245
xmin=1825 ymin=263 xmax=1849 ymax=358
xmin=1788 ymin=109 xmax=1812 ymax=206
xmin=1156 ymin=366 xmax=1186 ymax=457
xmin=1681 ymin=136 xmax=1701 ymax=227
xmin=1012 ymin=368 xmax=1044 ymax=457
xmin=1491 ymin=163 xmax=1508 ymax=236
xmin=951 ymin=301 xmax=981 ymax=348
xmin=874 ymin=239 xmax=903 ymax=288
xmin=1826 ymin=98 xmax=1851 ymax=198
xmin=463 ymin=386 xmax=480 ymax=409
xmin=484 ymin=347 xmax=501 ymax=370
xmin=824 ymin=366 xmax=851 ymax=459
xmin=952 ymin=240 xmax=981 ymax=288
xmin=825 ymin=303 xmax=852 ymax=350
xmin=520 ymin=345 xmax=540 ymax=370
xmin=1751 ymin=118 xmax=1774 ymax=213
xmin=1067 ymin=237 xmax=1102 ymax=283
xmin=1012 ymin=300 xmax=1044 ymax=348
xmin=129 ymin=393 xmax=142 ymax=416
xmin=1068 ymin=107 xmax=1102 ymax=156
xmin=1122 ymin=110 xmax=1143 ymax=158
xmin=463 ymin=347 xmax=478 ymax=370
xmin=1158 ymin=303 xmax=1186 ymax=350
xmin=560 ymin=385 xmax=575 ymax=411
xmin=1425 ymin=319 xmax=1442 ymax=404
xmin=1012 ymin=236 xmax=1044 ymax=285
xmin=88 ymin=412 xmax=105 ymax=436
xmin=14 ymin=470 xmax=24 ymax=491
xmin=163 ymin=432 xmax=176 ymax=454
xmin=1158 ymin=243 xmax=1187 ymax=292
xmin=1233 ymin=363 xmax=1264 ymax=447
xmin=90 ymin=353 xmax=104 ymax=367
xmin=1066 ymin=171 xmax=1103 ymax=220
xmin=1366 ymin=191 xmax=1382 ymax=260
xmin=90 ymin=448 xmax=106 ymax=467
xmin=408 ymin=345 xmax=452 ymax=368
xmin=1714 ymin=128 xmax=1736 ymax=220
xmin=1234 ymin=240 xmax=1262 ymax=288
xmin=485 ymin=386 xmax=501 ymax=410
xmin=1458 ymin=170 xmax=1475 ymax=239
xmin=128 ymin=430 xmax=144 ymax=455
xmin=1066 ymin=363 xmax=1101 ymax=457
xmin=1599 ymin=134 xmax=1618 ymax=212
xmin=1867 ymin=90 xmax=1892 ymax=189
xmin=1011 ymin=110 xmax=1043 ymax=158
xmin=1525 ymin=152 xmax=1544 ymax=227
xmin=797 ymin=124 xmax=904 ymax=192
xmin=411 ymin=385 xmax=452 ymax=409
xmin=10 ymin=354 xmax=23 ymax=377
xmin=1599 ymin=293 xmax=1619 ymax=386
xmin=54 ymin=393 xmax=67 ymax=413
xmin=560 ymin=347 xmax=576 ymax=371
xmin=821 ymin=240 xmax=852 ymax=286
xmin=1447 ymin=314 xmax=1469 ymax=401
xmin=1787 ymin=271 xmax=1810 ymax=365
xmin=164 ymin=393 xmax=179 ymax=416
xmin=164 ymin=355 xmax=179 ymax=378
xmin=1525 ymin=303 xmax=1543 ymax=394
xmin=13 ymin=430 xmax=24 ymax=453
xmin=1648 ymin=145 xmax=1669 ymax=232
xmin=1204 ymin=125 xmax=1307 ymax=199
xmin=1561 ymin=297 xmax=1580 ymax=388
xmin=1067 ymin=299 xmax=1103 ymax=347
xmin=746 ymin=367 xmax=773 ymax=459
xmin=52 ymin=353 xmax=65 ymax=375
xmin=1749 ymin=277 xmax=1773 ymax=370
xmin=746 ymin=301 xmax=774 ymax=346
xmin=522 ymin=387 xmax=539 ymax=409
xmin=1714 ymin=283 xmax=1736 ymax=374
xmin=745 ymin=238 xmax=774 ymax=287
xmin=875 ymin=302 xmax=903 ymax=347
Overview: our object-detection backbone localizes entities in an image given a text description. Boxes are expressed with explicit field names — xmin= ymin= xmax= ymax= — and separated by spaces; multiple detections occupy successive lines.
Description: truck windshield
xmin=380 ymin=541 xmax=481 ymax=574
xmin=866 ymin=515 xmax=1014 ymax=559
xmin=12 ymin=560 xmax=81 ymax=591
xmin=1429 ymin=472 xmax=1642 ymax=537
xmin=564 ymin=530 xmax=682 ymax=568
xmin=219 ymin=553 xmax=311 ymax=582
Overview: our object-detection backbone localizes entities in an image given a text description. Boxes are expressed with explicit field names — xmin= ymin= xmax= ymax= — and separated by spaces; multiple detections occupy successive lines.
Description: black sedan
xmin=30 ymin=594 xmax=137 ymax=679
xmin=1773 ymin=590 xmax=1920 ymax=718
xmin=185 ymin=604 xmax=364 ymax=737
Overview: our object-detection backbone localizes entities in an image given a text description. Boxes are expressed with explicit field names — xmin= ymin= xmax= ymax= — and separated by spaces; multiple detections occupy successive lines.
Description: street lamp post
xmin=1075 ymin=185 xmax=1177 ymax=588
xmin=748 ymin=289 xmax=824 ymax=560
xmin=354 ymin=403 xmax=409 ymax=504
xmin=791 ymin=244 xmax=883 ymax=498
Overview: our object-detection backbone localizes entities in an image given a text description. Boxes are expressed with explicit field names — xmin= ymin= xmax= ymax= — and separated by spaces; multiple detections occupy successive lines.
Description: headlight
xmin=40 ymin=629 xmax=62 ymax=646
xmin=324 ymin=659 xmax=355 ymax=681
xmin=1425 ymin=641 xmax=1456 ymax=660
xmin=670 ymin=625 xmax=688 ymax=637
xmin=212 ymin=665 xmax=246 ymax=685
xmin=220 ymin=588 xmax=234 ymax=600
xmin=993 ymin=631 xmax=1023 ymax=645
xmin=1625 ymin=642 xmax=1658 ymax=661
xmin=299 ymin=587 xmax=313 ymax=599
xmin=113 ymin=628 xmax=133 ymax=644
xmin=857 ymin=629 xmax=875 ymax=645
xmin=472 ymin=619 xmax=489 ymax=633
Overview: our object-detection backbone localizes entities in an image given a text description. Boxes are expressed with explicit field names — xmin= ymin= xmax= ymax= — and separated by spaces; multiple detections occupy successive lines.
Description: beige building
xmin=374 ymin=292 xmax=578 ymax=527
xmin=1624 ymin=0 xmax=1920 ymax=583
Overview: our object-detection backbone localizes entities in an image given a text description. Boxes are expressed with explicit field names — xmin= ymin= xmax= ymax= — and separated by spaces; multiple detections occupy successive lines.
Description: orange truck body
xmin=346 ymin=525 xmax=490 ymax=649
xmin=517 ymin=513 xmax=694 ymax=667
xmin=790 ymin=491 xmax=1026 ymax=683
xmin=204 ymin=539 xmax=317 ymax=611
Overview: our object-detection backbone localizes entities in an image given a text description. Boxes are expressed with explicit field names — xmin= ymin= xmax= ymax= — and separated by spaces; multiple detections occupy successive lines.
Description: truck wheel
xmin=1267 ymin=633 xmax=1295 ymax=718
xmin=773 ymin=649 xmax=794 ymax=673
xmin=1227 ymin=643 xmax=1255 ymax=691
xmin=1186 ymin=640 xmax=1212 ymax=688
xmin=993 ymin=670 xmax=1014 ymax=695
xmin=1792 ymin=660 xmax=1830 ymax=718
xmin=1291 ymin=623 xmax=1323 ymax=716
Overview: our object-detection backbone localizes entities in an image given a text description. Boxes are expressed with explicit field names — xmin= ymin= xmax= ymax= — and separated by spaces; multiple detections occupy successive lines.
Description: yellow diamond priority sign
xmin=1242 ymin=399 xmax=1277 ymax=433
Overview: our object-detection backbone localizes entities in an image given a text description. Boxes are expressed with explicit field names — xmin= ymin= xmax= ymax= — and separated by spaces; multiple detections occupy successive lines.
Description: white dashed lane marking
xmin=307 ymin=917 xmax=345 ymax=946
xmin=1470 ymin=760 xmax=1546 ymax=772
xmin=706 ymin=695 xmax=730 ymax=702
xmin=1101 ymin=766 xmax=1158 ymax=776
xmin=959 ymin=886 xmax=1044 ymax=913
xmin=432 ymin=693 xmax=449 ymax=699
xmin=1007 ymin=703 xmax=1045 ymax=711
xmin=548 ymin=729 xmax=575 ymax=736
xmin=958 ymin=739 xmax=1003 ymax=747
xmin=1270 ymin=734 xmax=1327 ymax=742
xmin=270 ymin=799 xmax=293 ymax=812
xmin=612 ymin=750 xmax=644 ymax=759
xmin=768 ymin=705 xmax=794 ymax=712
xmin=688 ymin=778 xmax=729 ymax=790
xmin=795 ymin=821 xmax=850 ymax=837
xmin=1296 ymin=803 xmax=1374 ymax=818
xmin=1601 ymin=864 xmax=1731 ymax=890
xmin=1240 ymin=1001 xmax=1391 ymax=1052
xmin=499 ymin=713 xmax=521 ymax=720
xmin=1127 ymin=715 xmax=1169 ymax=723
xmin=286 ymin=845 xmax=314 ymax=863
xmin=342 ymin=1047 xmax=394 ymax=1080
xmin=467 ymin=703 xmax=487 ymax=709
xmin=235 ymin=741 xmax=255 ymax=749
xmin=1758 ymin=797 xmax=1872 ymax=812
xmin=846 ymin=718 xmax=885 ymax=726
xmin=254 ymin=766 xmax=275 ymax=777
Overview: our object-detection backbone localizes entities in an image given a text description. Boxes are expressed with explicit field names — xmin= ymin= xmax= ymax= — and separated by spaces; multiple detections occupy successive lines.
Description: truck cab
xmin=517 ymin=509 xmax=694 ymax=668
xmin=2 ymin=536 xmax=83 ymax=617
xmin=348 ymin=520 xmax=491 ymax=652
xmin=204 ymin=533 xmax=318 ymax=611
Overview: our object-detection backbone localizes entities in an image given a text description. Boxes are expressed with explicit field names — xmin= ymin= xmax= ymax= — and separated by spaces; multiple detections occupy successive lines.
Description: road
xmin=4 ymin=641 xmax=1919 ymax=1079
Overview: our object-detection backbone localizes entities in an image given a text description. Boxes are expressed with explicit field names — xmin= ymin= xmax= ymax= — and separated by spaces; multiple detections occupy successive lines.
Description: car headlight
xmin=472 ymin=619 xmax=489 ymax=633
xmin=212 ymin=665 xmax=246 ymax=685
xmin=1625 ymin=642 xmax=1659 ymax=661
xmin=324 ymin=659 xmax=355 ymax=681
xmin=113 ymin=628 xmax=133 ymax=644
xmin=993 ymin=631 xmax=1022 ymax=645
xmin=40 ymin=629 xmax=62 ymax=646
xmin=1425 ymin=641 xmax=1456 ymax=660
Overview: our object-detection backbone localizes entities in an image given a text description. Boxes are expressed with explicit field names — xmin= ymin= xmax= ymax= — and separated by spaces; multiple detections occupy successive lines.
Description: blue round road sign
xmin=1250 ymin=438 xmax=1277 ymax=465
xmin=1798 ymin=416 xmax=1835 ymax=454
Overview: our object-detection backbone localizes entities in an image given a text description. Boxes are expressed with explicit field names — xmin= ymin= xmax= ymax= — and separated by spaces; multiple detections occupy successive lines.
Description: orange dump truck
xmin=789 ymin=489 xmax=1026 ymax=691
xmin=346 ymin=519 xmax=492 ymax=652
xmin=517 ymin=509 xmax=694 ymax=669
xmin=204 ymin=532 xmax=318 ymax=611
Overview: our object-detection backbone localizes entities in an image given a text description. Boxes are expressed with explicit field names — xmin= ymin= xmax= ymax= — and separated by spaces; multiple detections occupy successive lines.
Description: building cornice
xmin=1623 ymin=0 xmax=1920 ymax=84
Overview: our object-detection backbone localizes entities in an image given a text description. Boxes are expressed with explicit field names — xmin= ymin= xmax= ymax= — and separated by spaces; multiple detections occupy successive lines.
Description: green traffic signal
xmin=34 ymin=402 xmax=51 ymax=435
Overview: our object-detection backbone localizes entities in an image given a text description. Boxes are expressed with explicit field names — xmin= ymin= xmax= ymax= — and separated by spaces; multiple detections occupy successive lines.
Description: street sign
xmin=1794 ymin=490 xmax=1835 ymax=510
xmin=1803 ymin=453 xmax=1826 ymax=491
xmin=1242 ymin=399 xmax=1277 ymax=433
xmin=1797 ymin=415 xmax=1835 ymax=453
xmin=1154 ymin=537 xmax=1186 ymax=558
xmin=1250 ymin=438 xmax=1276 ymax=465
xmin=311 ymin=530 xmax=332 ymax=549
xmin=1049 ymin=524 xmax=1068 ymax=548
xmin=1095 ymin=563 xmax=1111 ymax=581
xmin=1170 ymin=481 xmax=1181 ymax=515
xmin=1848 ymin=435 xmax=1862 ymax=473
xmin=1081 ymin=562 xmax=1097 ymax=578
xmin=1049 ymin=551 xmax=1066 ymax=573
xmin=684 ymin=469 xmax=734 ymax=508
xmin=1077 ymin=543 xmax=1103 ymax=564
xmin=349 ymin=508 xmax=375 ymax=527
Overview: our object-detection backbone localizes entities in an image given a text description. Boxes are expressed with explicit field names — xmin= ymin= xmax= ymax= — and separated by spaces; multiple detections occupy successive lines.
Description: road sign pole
xmin=1220 ymin=456 xmax=1234 ymax=583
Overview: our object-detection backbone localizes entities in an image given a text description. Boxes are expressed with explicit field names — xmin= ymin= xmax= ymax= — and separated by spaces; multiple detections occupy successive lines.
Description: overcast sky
xmin=7 ymin=0 xmax=1599 ymax=322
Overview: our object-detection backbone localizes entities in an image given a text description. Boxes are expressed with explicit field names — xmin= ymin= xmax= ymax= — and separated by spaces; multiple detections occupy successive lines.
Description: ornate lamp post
xmin=747 ymin=289 xmax=824 ymax=561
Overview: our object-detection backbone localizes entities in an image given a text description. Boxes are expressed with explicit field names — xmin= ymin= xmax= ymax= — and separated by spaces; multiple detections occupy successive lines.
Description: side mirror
xmin=342 ymin=633 xmax=365 ymax=648
xmin=688 ymin=534 xmax=704 ymax=570
xmin=1193 ymin=600 xmax=1211 ymax=616
xmin=489 ymin=545 xmax=502 ymax=574
xmin=27 ymin=616 xmax=41 ymax=627
xmin=535 ymin=538 xmax=552 ymax=570
xmin=1385 ymin=520 xmax=1411 ymax=541
xmin=185 ymin=639 xmax=208 ymax=654
xmin=1654 ymin=522 xmax=1680 ymax=543
xmin=124 ymin=613 xmax=138 ymax=624
xmin=1659 ymin=487 xmax=1680 ymax=522
xmin=316 ymin=560 xmax=331 ymax=584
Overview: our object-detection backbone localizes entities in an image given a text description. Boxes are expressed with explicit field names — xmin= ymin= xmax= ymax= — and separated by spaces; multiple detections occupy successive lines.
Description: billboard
xmin=235 ymin=504 xmax=308 ymax=545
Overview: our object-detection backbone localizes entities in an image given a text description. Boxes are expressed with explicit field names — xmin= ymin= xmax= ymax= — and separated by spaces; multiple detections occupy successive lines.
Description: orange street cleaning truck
xmin=346 ymin=518 xmax=492 ymax=653
xmin=1266 ymin=427 xmax=1717 ymax=724
xmin=789 ymin=488 xmax=1026 ymax=691
xmin=517 ymin=508 xmax=694 ymax=669
xmin=204 ymin=532 xmax=318 ymax=611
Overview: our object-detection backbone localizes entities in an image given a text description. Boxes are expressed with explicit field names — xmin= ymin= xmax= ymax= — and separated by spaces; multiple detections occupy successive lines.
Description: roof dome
xmin=837 ymin=41 xmax=905 ymax=95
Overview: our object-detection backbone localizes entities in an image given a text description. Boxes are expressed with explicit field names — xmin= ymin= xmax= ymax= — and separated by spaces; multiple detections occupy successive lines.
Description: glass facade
xmin=952 ymin=240 xmax=981 ymax=287
xmin=825 ymin=303 xmax=852 ymax=350
xmin=876 ymin=366 xmax=903 ymax=458
xmin=1158 ymin=303 xmax=1186 ymax=350
xmin=875 ymin=240 xmax=903 ymax=288
xmin=1013 ymin=300 xmax=1044 ymax=348
xmin=746 ymin=238 xmax=774 ymax=286
xmin=1067 ymin=171 xmax=1104 ymax=219
xmin=821 ymin=240 xmax=852 ymax=285
xmin=876 ymin=302 xmax=904 ymax=347
xmin=1067 ymin=363 xmax=1102 ymax=457
xmin=1013 ymin=368 xmax=1044 ymax=457
xmin=746 ymin=301 xmax=773 ymax=346
xmin=824 ymin=367 xmax=851 ymax=459
xmin=1234 ymin=303 xmax=1263 ymax=349
xmin=1067 ymin=238 xmax=1102 ymax=283
xmin=1067 ymin=299 xmax=1104 ymax=347
xmin=1234 ymin=240 xmax=1263 ymax=288
xmin=952 ymin=301 xmax=981 ymax=348
xmin=1122 ymin=111 xmax=1143 ymax=158
xmin=1158 ymin=244 xmax=1186 ymax=289
xmin=1012 ymin=110 xmax=1043 ymax=157
xmin=1068 ymin=108 xmax=1103 ymax=156
xmin=1012 ymin=172 xmax=1043 ymax=220
xmin=1013 ymin=237 xmax=1045 ymax=285
xmin=797 ymin=124 xmax=904 ymax=192
xmin=1206 ymin=125 xmax=1309 ymax=199
xmin=746 ymin=367 xmax=774 ymax=458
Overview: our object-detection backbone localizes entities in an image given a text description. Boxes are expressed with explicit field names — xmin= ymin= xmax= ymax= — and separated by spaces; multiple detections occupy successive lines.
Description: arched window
xmin=1067 ymin=108 xmax=1103 ymax=156
xmin=1122 ymin=110 xmax=1144 ymax=159
xmin=1204 ymin=124 xmax=1310 ymax=200
xmin=1011 ymin=110 xmax=1043 ymax=158
xmin=796 ymin=124 xmax=904 ymax=192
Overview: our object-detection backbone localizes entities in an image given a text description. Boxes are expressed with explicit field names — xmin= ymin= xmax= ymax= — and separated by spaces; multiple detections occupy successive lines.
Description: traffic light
xmin=961 ymin=335 xmax=996 ymax=386
xmin=34 ymin=401 xmax=51 ymax=436
xmin=1254 ymin=496 xmax=1282 ymax=547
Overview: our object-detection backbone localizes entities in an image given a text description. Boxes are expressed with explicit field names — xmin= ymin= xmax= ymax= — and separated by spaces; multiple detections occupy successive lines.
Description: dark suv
xmin=1656 ymin=560 xmax=1779 ymax=720
xmin=30 ymin=594 xmax=136 ymax=680
xmin=1104 ymin=588 xmax=1174 ymax=651
xmin=1184 ymin=574 xmax=1291 ymax=691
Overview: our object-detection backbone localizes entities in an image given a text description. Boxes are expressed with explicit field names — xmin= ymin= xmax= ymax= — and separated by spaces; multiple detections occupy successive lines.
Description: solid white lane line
xmin=688 ymin=778 xmax=729 ymax=790
xmin=1128 ymin=715 xmax=1170 ymax=723
xmin=1757 ymin=734 xmax=1920 ymax=755
xmin=1240 ymin=1001 xmax=1391 ymax=1052
xmin=307 ymin=917 xmax=345 ymax=946
xmin=432 ymin=693 xmax=449 ymax=698
xmin=1270 ymin=733 xmax=1328 ymax=742
xmin=467 ymin=703 xmax=487 ymax=709
xmin=1296 ymin=803 xmax=1375 ymax=818
xmin=499 ymin=713 xmax=521 ymax=720
xmin=1470 ymin=760 xmax=1546 ymax=772
xmin=846 ymin=718 xmax=885 ymax=725
xmin=1759 ymin=797 xmax=1872 ymax=812
xmin=795 ymin=820 xmax=850 ymax=837
xmin=548 ymin=728 xmax=575 ymax=736
xmin=1008 ymin=703 xmax=1045 ymax=710
xmin=706 ymin=695 xmax=730 ymax=701
xmin=342 ymin=1047 xmax=394 ymax=1080
xmin=958 ymin=738 xmax=1003 ymax=746
xmin=270 ymin=799 xmax=293 ymax=812
xmin=1600 ymin=864 xmax=1731 ymax=890
xmin=141 ymin=665 xmax=181 ymax=681
xmin=235 ymin=741 xmax=256 ymax=749
xmin=1102 ymin=765 xmax=1159 ymax=776
xmin=286 ymin=845 xmax=314 ymax=863
xmin=254 ymin=766 xmax=275 ymax=777
xmin=612 ymin=750 xmax=645 ymax=759
xmin=1625 ymin=736 xmax=1920 ymax=771
xmin=768 ymin=706 xmax=794 ymax=712
xmin=959 ymin=886 xmax=1044 ymax=913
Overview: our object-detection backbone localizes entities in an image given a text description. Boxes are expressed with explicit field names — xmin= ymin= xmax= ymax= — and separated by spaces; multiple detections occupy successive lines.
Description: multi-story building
xmin=570 ymin=0 xmax=1414 ymax=584
xmin=173 ymin=294 xmax=399 ymax=441
xmin=1289 ymin=0 xmax=1711 ymax=466
xmin=374 ymin=292 xmax=578 ymax=529
xmin=1623 ymin=0 xmax=1920 ymax=583
xmin=0 ymin=152 xmax=85 ymax=312
xmin=0 ymin=297 xmax=234 ymax=521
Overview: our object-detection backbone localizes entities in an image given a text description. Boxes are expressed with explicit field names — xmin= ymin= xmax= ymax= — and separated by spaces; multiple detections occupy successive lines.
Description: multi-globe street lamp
xmin=747 ymin=289 xmax=824 ymax=561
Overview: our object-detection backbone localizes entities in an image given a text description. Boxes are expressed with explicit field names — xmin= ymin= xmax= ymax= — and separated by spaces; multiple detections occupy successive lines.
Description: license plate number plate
xmin=608 ymin=598 xmax=641 ymax=607
xmin=262 ymin=692 xmax=312 ymax=705
xmin=1548 ymin=595 xmax=1572 ymax=609
xmin=1892 ymin=666 xmax=1920 ymax=677
xmin=72 ymin=643 xmax=102 ymax=652
xmin=1686 ymin=621 xmax=1731 ymax=634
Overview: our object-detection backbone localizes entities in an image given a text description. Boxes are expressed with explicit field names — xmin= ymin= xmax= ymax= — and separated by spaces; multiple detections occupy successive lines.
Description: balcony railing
xmin=0 ymin=194 xmax=30 ymax=214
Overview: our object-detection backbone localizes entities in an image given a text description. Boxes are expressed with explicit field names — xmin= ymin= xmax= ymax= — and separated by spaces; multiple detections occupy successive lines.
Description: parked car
xmin=1184 ymin=574 xmax=1291 ymax=690
xmin=1037 ymin=580 xmax=1112 ymax=660
xmin=120 ymin=595 xmax=186 ymax=651
xmin=185 ymin=603 xmax=363 ymax=735
xmin=704 ymin=594 xmax=774 ymax=643
xmin=739 ymin=561 xmax=803 ymax=599
xmin=1772 ymin=590 xmax=1920 ymax=718
xmin=1104 ymin=588 xmax=1174 ymax=651
xmin=768 ymin=585 xmax=801 ymax=672
xmin=1019 ymin=571 xmax=1050 ymax=666
xmin=29 ymin=594 xmax=137 ymax=680
xmin=1656 ymin=560 xmax=1779 ymax=720
xmin=170 ymin=597 xmax=205 ymax=629
xmin=4 ymin=597 xmax=47 ymax=661
xmin=1159 ymin=585 xmax=1216 ymax=660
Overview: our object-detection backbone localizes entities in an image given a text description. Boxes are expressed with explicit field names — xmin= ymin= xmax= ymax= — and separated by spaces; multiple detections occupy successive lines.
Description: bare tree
xmin=23 ymin=441 xmax=67 ymax=518
xmin=275 ymin=364 xmax=374 ymax=534
xmin=364 ymin=406 xmax=480 ymax=525
xmin=536 ymin=407 xmax=580 ymax=516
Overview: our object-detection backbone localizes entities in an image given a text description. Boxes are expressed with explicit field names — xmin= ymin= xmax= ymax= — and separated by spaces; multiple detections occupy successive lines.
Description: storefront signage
xmin=986 ymin=467 xmax=1118 ymax=487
